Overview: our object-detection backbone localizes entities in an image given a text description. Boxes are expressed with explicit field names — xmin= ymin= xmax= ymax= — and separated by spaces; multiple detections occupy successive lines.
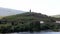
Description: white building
xmin=56 ymin=21 xmax=60 ymax=23
xmin=40 ymin=21 xmax=44 ymax=23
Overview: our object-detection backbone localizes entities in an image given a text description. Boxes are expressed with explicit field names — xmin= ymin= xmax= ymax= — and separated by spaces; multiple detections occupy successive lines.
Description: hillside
xmin=0 ymin=7 xmax=25 ymax=16
xmin=51 ymin=15 xmax=60 ymax=18
xmin=0 ymin=16 xmax=4 ymax=19
xmin=2 ymin=12 xmax=53 ymax=21
xmin=0 ymin=12 xmax=56 ymax=33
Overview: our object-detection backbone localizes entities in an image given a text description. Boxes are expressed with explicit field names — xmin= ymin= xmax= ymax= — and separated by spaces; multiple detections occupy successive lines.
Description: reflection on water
xmin=1 ymin=32 xmax=60 ymax=34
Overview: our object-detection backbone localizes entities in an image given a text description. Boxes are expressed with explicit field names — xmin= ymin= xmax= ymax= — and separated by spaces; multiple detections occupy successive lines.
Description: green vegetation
xmin=0 ymin=12 xmax=59 ymax=33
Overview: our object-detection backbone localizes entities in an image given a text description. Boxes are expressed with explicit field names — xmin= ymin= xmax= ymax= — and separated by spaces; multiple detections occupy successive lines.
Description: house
xmin=56 ymin=21 xmax=60 ymax=23
xmin=40 ymin=21 xmax=44 ymax=23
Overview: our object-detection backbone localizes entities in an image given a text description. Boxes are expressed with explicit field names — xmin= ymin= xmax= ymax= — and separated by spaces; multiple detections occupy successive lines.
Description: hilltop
xmin=2 ymin=12 xmax=53 ymax=21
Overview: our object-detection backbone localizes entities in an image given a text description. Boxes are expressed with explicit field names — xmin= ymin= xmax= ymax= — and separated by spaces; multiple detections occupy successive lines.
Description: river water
xmin=1 ymin=32 xmax=60 ymax=34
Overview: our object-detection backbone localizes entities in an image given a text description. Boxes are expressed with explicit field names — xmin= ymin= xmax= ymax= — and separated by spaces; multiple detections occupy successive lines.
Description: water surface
xmin=2 ymin=32 xmax=60 ymax=34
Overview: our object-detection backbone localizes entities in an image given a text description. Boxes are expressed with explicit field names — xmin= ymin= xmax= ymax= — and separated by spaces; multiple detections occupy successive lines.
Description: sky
xmin=0 ymin=0 xmax=60 ymax=16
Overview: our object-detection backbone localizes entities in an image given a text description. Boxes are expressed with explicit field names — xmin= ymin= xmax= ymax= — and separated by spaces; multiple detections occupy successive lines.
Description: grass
xmin=0 ymin=16 xmax=4 ymax=19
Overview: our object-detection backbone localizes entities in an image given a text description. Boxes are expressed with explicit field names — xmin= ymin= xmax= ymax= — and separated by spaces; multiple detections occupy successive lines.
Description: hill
xmin=0 ymin=16 xmax=4 ymax=19
xmin=0 ymin=7 xmax=25 ymax=16
xmin=2 ymin=12 xmax=54 ymax=22
xmin=0 ymin=12 xmax=56 ymax=33
xmin=51 ymin=15 xmax=60 ymax=18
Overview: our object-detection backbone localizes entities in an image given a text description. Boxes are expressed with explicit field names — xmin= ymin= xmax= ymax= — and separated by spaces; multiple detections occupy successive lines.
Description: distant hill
xmin=51 ymin=15 xmax=60 ymax=18
xmin=0 ymin=7 xmax=25 ymax=16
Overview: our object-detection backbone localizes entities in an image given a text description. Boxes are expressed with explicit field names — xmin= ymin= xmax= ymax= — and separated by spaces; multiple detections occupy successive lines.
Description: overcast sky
xmin=0 ymin=0 xmax=60 ymax=16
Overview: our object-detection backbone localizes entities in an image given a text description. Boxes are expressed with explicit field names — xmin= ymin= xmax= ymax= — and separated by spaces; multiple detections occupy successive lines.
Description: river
xmin=1 ymin=32 xmax=60 ymax=34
